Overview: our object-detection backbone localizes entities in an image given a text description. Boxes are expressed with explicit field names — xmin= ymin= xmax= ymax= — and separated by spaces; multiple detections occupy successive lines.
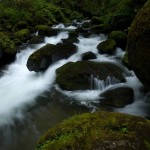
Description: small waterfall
xmin=91 ymin=75 xmax=120 ymax=90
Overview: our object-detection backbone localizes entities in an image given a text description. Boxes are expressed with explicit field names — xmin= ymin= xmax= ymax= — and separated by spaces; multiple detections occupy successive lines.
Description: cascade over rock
xmin=56 ymin=61 xmax=126 ymax=91
xmin=127 ymin=0 xmax=150 ymax=91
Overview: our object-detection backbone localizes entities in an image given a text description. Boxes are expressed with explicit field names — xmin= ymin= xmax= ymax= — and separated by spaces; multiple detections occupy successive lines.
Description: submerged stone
xmin=36 ymin=111 xmax=150 ymax=150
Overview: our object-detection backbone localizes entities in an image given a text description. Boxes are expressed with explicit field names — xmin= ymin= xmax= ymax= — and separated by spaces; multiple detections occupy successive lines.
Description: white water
xmin=0 ymin=32 xmax=70 ymax=125
xmin=0 ymin=23 xmax=150 ymax=128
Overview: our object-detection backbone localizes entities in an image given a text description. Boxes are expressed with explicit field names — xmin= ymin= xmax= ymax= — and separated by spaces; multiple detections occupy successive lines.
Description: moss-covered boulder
xmin=36 ymin=25 xmax=58 ymax=36
xmin=127 ymin=0 xmax=150 ymax=91
xmin=97 ymin=39 xmax=117 ymax=55
xmin=14 ymin=29 xmax=30 ymax=42
xmin=27 ymin=43 xmax=77 ymax=72
xmin=36 ymin=111 xmax=150 ymax=150
xmin=56 ymin=61 xmax=126 ymax=91
xmin=100 ymin=86 xmax=134 ymax=108
xmin=109 ymin=31 xmax=127 ymax=49
xmin=81 ymin=51 xmax=97 ymax=61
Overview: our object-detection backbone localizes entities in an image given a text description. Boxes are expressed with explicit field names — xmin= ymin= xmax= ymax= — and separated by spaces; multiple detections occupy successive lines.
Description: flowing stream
xmin=0 ymin=23 xmax=150 ymax=150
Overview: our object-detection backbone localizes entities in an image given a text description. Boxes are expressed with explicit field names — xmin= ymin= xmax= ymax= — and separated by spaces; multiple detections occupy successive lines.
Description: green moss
xmin=36 ymin=111 xmax=150 ymax=150
xmin=14 ymin=29 xmax=30 ymax=42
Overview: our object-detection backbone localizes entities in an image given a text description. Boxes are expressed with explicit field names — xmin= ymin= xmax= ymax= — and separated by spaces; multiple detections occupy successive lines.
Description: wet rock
xmin=97 ymin=39 xmax=117 ymax=54
xmin=27 ymin=43 xmax=77 ymax=72
xmin=109 ymin=31 xmax=127 ymax=49
xmin=56 ymin=61 xmax=126 ymax=91
xmin=81 ymin=51 xmax=96 ymax=61
xmin=100 ymin=86 xmax=134 ymax=108
xmin=127 ymin=0 xmax=150 ymax=91
xmin=36 ymin=111 xmax=150 ymax=150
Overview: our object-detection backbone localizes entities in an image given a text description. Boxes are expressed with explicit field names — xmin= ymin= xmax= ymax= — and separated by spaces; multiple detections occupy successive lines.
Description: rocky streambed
xmin=0 ymin=20 xmax=149 ymax=150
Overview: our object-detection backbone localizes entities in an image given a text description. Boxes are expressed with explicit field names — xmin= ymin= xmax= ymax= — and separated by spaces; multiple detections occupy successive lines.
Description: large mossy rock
xmin=56 ymin=61 xmax=126 ymax=91
xmin=36 ymin=111 xmax=150 ymax=150
xmin=127 ymin=0 xmax=150 ymax=91
xmin=100 ymin=86 xmax=134 ymax=108
xmin=27 ymin=43 xmax=77 ymax=72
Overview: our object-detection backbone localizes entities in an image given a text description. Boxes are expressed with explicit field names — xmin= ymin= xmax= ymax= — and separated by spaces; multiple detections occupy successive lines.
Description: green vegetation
xmin=0 ymin=32 xmax=16 ymax=54
xmin=14 ymin=29 xmax=30 ymax=42
xmin=36 ymin=111 xmax=150 ymax=150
